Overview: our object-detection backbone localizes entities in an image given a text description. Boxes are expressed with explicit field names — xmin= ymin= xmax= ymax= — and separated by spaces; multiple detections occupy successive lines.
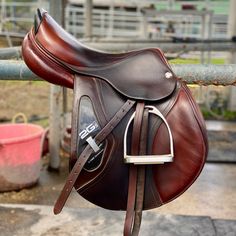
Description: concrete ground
xmin=0 ymin=204 xmax=236 ymax=236
xmin=206 ymin=121 xmax=236 ymax=162
xmin=1 ymin=157 xmax=236 ymax=219
xmin=0 ymin=156 xmax=236 ymax=235
xmin=2 ymin=118 xmax=236 ymax=236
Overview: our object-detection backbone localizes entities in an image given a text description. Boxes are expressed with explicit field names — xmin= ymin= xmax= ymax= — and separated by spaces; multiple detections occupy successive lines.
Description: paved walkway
xmin=0 ymin=158 xmax=236 ymax=235
xmin=0 ymin=162 xmax=236 ymax=235
xmin=206 ymin=120 xmax=236 ymax=132
xmin=0 ymin=204 xmax=235 ymax=236
xmin=206 ymin=121 xmax=236 ymax=162
xmin=0 ymin=161 xmax=236 ymax=220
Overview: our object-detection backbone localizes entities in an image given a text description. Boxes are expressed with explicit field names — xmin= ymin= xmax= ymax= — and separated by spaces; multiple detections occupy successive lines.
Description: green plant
xmin=200 ymin=107 xmax=236 ymax=121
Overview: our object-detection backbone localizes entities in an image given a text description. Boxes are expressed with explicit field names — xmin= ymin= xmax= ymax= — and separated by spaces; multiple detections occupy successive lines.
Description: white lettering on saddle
xmin=79 ymin=121 xmax=99 ymax=140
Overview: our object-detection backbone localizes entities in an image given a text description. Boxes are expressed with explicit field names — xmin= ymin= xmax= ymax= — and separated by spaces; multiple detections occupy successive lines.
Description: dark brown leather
xmin=54 ymin=99 xmax=135 ymax=214
xmin=22 ymin=9 xmax=208 ymax=236
xmin=124 ymin=102 xmax=144 ymax=236
xmin=124 ymin=106 xmax=149 ymax=236
xmin=22 ymin=27 xmax=74 ymax=89
xmin=133 ymin=108 xmax=149 ymax=235
xmin=34 ymin=8 xmax=135 ymax=67
xmin=23 ymin=9 xmax=177 ymax=101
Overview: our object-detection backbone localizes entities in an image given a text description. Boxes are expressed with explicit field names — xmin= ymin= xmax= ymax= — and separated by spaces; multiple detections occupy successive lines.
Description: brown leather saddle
xmin=22 ymin=9 xmax=208 ymax=236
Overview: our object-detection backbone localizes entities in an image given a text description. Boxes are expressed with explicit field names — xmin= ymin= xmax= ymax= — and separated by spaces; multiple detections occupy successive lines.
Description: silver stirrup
xmin=124 ymin=106 xmax=174 ymax=165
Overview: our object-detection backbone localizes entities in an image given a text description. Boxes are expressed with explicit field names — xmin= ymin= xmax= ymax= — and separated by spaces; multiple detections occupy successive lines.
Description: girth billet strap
xmin=54 ymin=99 xmax=136 ymax=214
xmin=124 ymin=102 xmax=149 ymax=236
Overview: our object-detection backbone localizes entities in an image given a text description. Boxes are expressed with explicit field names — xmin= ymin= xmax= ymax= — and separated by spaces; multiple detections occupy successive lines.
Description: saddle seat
xmin=24 ymin=9 xmax=177 ymax=101
xmin=35 ymin=9 xmax=138 ymax=68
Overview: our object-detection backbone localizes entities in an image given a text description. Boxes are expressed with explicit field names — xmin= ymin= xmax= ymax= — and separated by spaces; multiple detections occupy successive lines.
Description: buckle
xmin=86 ymin=136 xmax=100 ymax=153
xmin=124 ymin=106 xmax=174 ymax=165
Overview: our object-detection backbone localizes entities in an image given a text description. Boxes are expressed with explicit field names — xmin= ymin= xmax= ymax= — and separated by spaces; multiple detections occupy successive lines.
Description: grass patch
xmin=170 ymin=58 xmax=225 ymax=65
xmin=201 ymin=107 xmax=236 ymax=121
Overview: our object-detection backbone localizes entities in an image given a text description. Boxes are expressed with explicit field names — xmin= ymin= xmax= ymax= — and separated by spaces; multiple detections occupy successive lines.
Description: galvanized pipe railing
xmin=1 ymin=41 xmax=235 ymax=60
xmin=172 ymin=64 xmax=236 ymax=86
xmin=1 ymin=60 xmax=235 ymax=86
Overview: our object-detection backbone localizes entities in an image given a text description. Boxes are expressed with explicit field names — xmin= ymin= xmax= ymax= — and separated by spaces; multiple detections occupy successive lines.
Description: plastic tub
xmin=0 ymin=124 xmax=45 ymax=191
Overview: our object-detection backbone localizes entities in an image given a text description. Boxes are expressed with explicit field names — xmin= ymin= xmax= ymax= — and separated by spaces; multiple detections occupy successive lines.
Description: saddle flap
xmin=70 ymin=50 xmax=177 ymax=101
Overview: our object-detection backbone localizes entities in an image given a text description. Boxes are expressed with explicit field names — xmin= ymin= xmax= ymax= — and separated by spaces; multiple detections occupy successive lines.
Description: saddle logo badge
xmin=79 ymin=121 xmax=99 ymax=140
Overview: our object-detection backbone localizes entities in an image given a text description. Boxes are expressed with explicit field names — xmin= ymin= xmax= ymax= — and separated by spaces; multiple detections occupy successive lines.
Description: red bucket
xmin=0 ymin=123 xmax=45 ymax=191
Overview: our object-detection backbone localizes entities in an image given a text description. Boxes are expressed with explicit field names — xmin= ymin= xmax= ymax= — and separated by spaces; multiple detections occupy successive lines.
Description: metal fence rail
xmin=172 ymin=64 xmax=236 ymax=86
xmin=1 ymin=60 xmax=236 ymax=86
xmin=83 ymin=41 xmax=236 ymax=53
xmin=65 ymin=3 xmax=228 ymax=39
xmin=0 ymin=1 xmax=49 ymax=39
xmin=1 ymin=40 xmax=236 ymax=59
xmin=0 ymin=1 xmax=229 ymax=41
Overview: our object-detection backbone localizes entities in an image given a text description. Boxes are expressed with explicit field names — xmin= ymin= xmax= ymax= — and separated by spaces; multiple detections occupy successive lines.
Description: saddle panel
xmin=151 ymin=85 xmax=207 ymax=205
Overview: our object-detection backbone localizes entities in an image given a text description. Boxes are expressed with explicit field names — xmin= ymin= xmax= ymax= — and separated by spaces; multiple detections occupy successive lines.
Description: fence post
xmin=48 ymin=0 xmax=64 ymax=170
xmin=168 ymin=0 xmax=174 ymax=10
xmin=85 ymin=0 xmax=93 ymax=38
xmin=108 ymin=1 xmax=114 ymax=38
xmin=228 ymin=0 xmax=236 ymax=111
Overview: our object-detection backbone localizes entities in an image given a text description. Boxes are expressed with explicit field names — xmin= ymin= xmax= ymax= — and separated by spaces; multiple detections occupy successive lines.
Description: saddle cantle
xmin=22 ymin=9 xmax=208 ymax=236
